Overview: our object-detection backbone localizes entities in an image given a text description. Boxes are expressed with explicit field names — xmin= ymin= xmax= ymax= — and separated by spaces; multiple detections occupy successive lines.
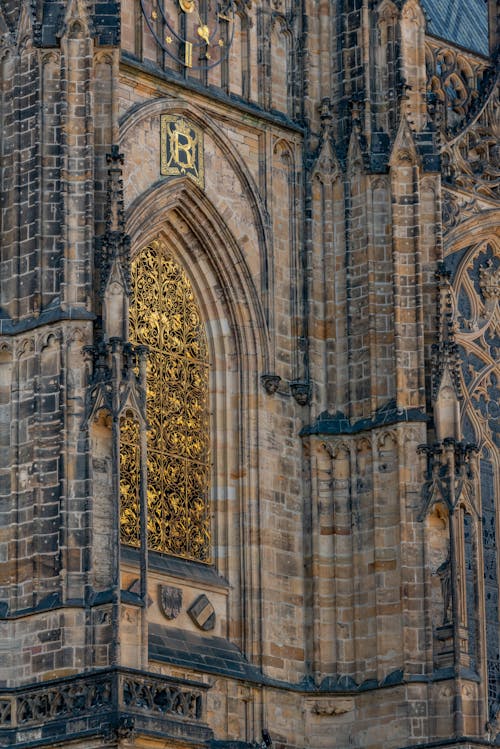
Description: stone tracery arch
xmin=442 ymin=220 xmax=500 ymax=720
xmin=120 ymin=242 xmax=212 ymax=561
xmin=121 ymin=178 xmax=268 ymax=670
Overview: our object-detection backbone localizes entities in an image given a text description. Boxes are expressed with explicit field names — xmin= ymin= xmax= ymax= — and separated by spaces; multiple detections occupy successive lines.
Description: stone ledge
xmin=301 ymin=401 xmax=428 ymax=437
xmin=122 ymin=546 xmax=230 ymax=590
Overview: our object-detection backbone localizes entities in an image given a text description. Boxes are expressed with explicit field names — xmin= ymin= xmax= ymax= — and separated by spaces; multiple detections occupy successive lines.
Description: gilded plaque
xmin=160 ymin=116 xmax=204 ymax=189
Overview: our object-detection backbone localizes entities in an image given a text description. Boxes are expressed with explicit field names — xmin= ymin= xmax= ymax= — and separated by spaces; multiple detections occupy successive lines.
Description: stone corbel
xmin=290 ymin=380 xmax=310 ymax=406
xmin=261 ymin=374 xmax=281 ymax=395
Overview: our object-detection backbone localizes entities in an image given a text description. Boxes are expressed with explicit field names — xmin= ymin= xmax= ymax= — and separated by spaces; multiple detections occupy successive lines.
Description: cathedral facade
xmin=0 ymin=0 xmax=499 ymax=747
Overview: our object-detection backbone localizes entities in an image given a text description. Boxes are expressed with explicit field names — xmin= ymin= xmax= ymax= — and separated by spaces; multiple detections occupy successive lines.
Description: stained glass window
xmin=120 ymin=242 xmax=211 ymax=561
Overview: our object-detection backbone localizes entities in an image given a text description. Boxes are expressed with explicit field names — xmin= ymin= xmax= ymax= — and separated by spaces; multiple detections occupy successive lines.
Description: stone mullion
xmin=343 ymin=169 xmax=354 ymax=417
xmin=399 ymin=428 xmax=427 ymax=680
xmin=371 ymin=432 xmax=397 ymax=678
xmin=0 ymin=50 xmax=16 ymax=319
xmin=413 ymin=170 xmax=426 ymax=407
xmin=301 ymin=0 xmax=319 ymax=123
xmin=318 ymin=0 xmax=332 ymax=114
xmin=419 ymin=176 xmax=442 ymax=403
xmin=40 ymin=52 xmax=62 ymax=309
xmin=16 ymin=45 xmax=40 ymax=319
xmin=244 ymin=364 xmax=264 ymax=672
xmin=309 ymin=175 xmax=330 ymax=412
xmin=304 ymin=438 xmax=322 ymax=683
xmin=34 ymin=337 xmax=63 ymax=600
xmin=400 ymin=2 xmax=427 ymax=132
xmin=329 ymin=441 xmax=354 ymax=677
xmin=32 ymin=344 xmax=43 ymax=599
xmin=290 ymin=149 xmax=303 ymax=383
xmin=33 ymin=49 xmax=43 ymax=317
xmin=317 ymin=442 xmax=336 ymax=678
xmin=0 ymin=346 xmax=13 ymax=607
xmin=421 ymin=454 xmax=439 ymax=676
xmin=12 ymin=51 xmax=22 ymax=321
xmin=360 ymin=1 xmax=372 ymax=146
xmin=345 ymin=158 xmax=370 ymax=419
xmin=60 ymin=335 xmax=92 ymax=606
xmin=256 ymin=9 xmax=271 ymax=111
xmin=336 ymin=1 xmax=366 ymax=153
xmin=349 ymin=437 xmax=363 ymax=680
xmin=306 ymin=438 xmax=336 ymax=681
xmin=56 ymin=22 xmax=95 ymax=609
xmin=137 ymin=346 xmax=149 ymax=669
xmin=361 ymin=437 xmax=377 ymax=680
xmin=13 ymin=340 xmax=37 ymax=611
xmin=389 ymin=159 xmax=424 ymax=412
xmin=471 ymin=454 xmax=490 ymax=736
xmin=373 ymin=178 xmax=397 ymax=408
xmin=470 ymin=480 xmax=488 ymax=737
xmin=366 ymin=178 xmax=381 ymax=416
xmin=332 ymin=178 xmax=348 ymax=412
xmin=322 ymin=177 xmax=336 ymax=411
xmin=59 ymin=30 xmax=94 ymax=310
xmin=271 ymin=142 xmax=294 ymax=382
xmin=94 ymin=52 xmax=115 ymax=238
xmin=8 ymin=345 xmax=21 ymax=614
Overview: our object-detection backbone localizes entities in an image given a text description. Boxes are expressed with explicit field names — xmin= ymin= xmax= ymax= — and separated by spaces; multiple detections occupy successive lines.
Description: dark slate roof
xmin=149 ymin=624 xmax=264 ymax=682
xmin=421 ymin=0 xmax=489 ymax=57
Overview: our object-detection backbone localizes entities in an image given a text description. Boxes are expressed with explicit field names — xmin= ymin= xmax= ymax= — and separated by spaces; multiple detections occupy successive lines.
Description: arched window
xmin=120 ymin=242 xmax=211 ymax=562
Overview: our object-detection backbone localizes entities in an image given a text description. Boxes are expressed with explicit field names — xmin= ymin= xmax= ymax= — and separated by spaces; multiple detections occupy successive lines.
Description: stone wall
xmin=0 ymin=0 xmax=498 ymax=748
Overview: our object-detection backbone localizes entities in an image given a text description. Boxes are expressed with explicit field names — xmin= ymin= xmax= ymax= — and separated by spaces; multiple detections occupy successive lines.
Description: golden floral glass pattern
xmin=120 ymin=411 xmax=141 ymax=547
xmin=119 ymin=244 xmax=211 ymax=561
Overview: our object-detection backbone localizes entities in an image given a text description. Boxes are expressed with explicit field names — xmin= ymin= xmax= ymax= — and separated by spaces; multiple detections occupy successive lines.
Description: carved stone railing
xmin=0 ymin=668 xmax=209 ymax=744
xmin=16 ymin=674 xmax=113 ymax=727
xmin=122 ymin=673 xmax=203 ymax=720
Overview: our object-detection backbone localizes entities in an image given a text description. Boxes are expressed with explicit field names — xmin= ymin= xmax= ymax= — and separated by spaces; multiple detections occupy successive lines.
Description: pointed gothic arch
xmin=120 ymin=243 xmax=212 ymax=561
xmin=123 ymin=177 xmax=268 ymax=600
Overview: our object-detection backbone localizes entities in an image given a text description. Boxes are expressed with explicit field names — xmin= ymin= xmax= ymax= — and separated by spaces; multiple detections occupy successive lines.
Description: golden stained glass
xmin=119 ymin=244 xmax=211 ymax=561
xmin=120 ymin=411 xmax=141 ymax=547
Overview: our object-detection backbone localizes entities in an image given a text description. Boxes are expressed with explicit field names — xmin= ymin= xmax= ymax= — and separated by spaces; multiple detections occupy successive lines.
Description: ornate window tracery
xmin=443 ymin=236 xmax=499 ymax=717
xmin=119 ymin=242 xmax=211 ymax=562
